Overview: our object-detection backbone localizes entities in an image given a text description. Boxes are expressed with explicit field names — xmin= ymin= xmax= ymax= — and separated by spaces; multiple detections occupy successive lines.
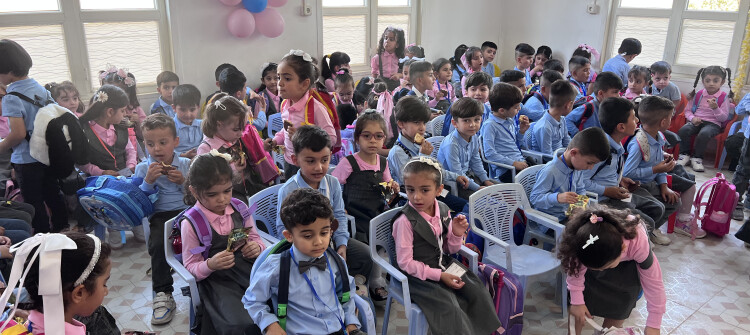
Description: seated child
xmin=203 ymin=63 xmax=238 ymax=114
xmin=393 ymin=156 xmax=501 ymax=334
xmin=406 ymin=60 xmax=435 ymax=106
xmin=392 ymin=59 xmax=415 ymax=104
xmin=523 ymin=69 xmax=564 ymax=122
xmin=219 ymin=67 xmax=267 ymax=133
xmin=45 ymin=81 xmax=84 ymax=117
xmin=560 ymin=208 xmax=665 ymax=335
xmin=151 ymin=71 xmax=179 ymax=118
xmin=321 ymin=51 xmax=351 ymax=92
xmin=530 ymin=128 xmax=610 ymax=221
xmin=442 ymin=71 xmax=493 ymax=136
xmin=483 ymin=83 xmax=533 ymax=182
xmin=451 ymin=43 xmax=469 ymax=85
xmin=333 ymin=71 xmax=355 ymax=107
xmin=525 ymin=79 xmax=578 ymax=154
xmin=544 ymin=58 xmax=566 ymax=75
xmin=244 ymin=188 xmax=364 ymax=335
xmin=571 ymin=44 xmax=600 ymax=85
xmin=649 ymin=61 xmax=682 ymax=106
xmin=566 ymin=71 xmax=623 ymax=136
xmin=568 ymin=56 xmax=592 ymax=102
xmin=172 ymin=84 xmax=202 ymax=159
xmin=623 ymin=65 xmax=650 ymax=100
xmin=428 ymin=58 xmax=456 ymax=112
xmin=529 ymin=45 xmax=552 ymax=84
xmin=676 ymin=65 xmax=734 ymax=172
xmin=480 ymin=41 xmax=501 ymax=78
xmin=624 ymin=96 xmax=703 ymax=239
xmin=181 ymin=153 xmax=265 ymax=334
xmin=513 ymin=43 xmax=535 ymax=86
xmin=499 ymin=70 xmax=527 ymax=92
xmin=603 ymin=38 xmax=641 ymax=88
xmin=371 ymin=26 xmax=405 ymax=90
xmin=460 ymin=46 xmax=484 ymax=97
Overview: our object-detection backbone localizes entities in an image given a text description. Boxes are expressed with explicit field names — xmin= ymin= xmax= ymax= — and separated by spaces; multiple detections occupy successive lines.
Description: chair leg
xmin=718 ymin=147 xmax=727 ymax=169
xmin=560 ymin=272 xmax=568 ymax=318
xmin=408 ymin=308 xmax=429 ymax=335
xmin=381 ymin=295 xmax=393 ymax=335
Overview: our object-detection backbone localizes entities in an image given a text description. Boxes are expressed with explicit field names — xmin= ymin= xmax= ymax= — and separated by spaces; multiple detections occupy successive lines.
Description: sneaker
xmin=369 ymin=287 xmax=388 ymax=306
xmin=132 ymin=225 xmax=147 ymax=243
xmin=151 ymin=292 xmax=176 ymax=325
xmin=675 ymin=215 xmax=707 ymax=240
xmin=733 ymin=206 xmax=745 ymax=221
xmin=650 ymin=229 xmax=672 ymax=245
xmin=676 ymin=154 xmax=691 ymax=166
xmin=107 ymin=229 xmax=123 ymax=250
xmin=690 ymin=158 xmax=705 ymax=172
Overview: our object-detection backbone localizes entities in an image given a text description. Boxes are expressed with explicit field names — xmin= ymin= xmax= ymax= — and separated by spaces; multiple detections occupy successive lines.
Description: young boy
xmin=649 ymin=61 xmax=682 ymax=107
xmin=441 ymin=71 xmax=492 ymax=136
xmin=274 ymin=125 xmax=381 ymax=301
xmin=529 ymin=127 xmax=610 ymax=221
xmin=151 ymin=71 xmax=179 ymax=118
xmin=244 ymin=188 xmax=364 ymax=335
xmin=525 ymin=79 xmax=578 ymax=154
xmin=568 ymin=56 xmax=592 ymax=102
xmin=134 ymin=114 xmax=191 ymax=325
xmin=603 ymin=38 xmax=641 ymax=88
xmin=623 ymin=96 xmax=704 ymax=239
xmin=172 ymin=84 xmax=202 ymax=159
xmin=438 ymin=98 xmax=494 ymax=199
xmin=406 ymin=60 xmax=434 ymax=105
xmin=581 ymin=97 xmax=671 ymax=245
xmin=481 ymin=41 xmax=501 ymax=78
xmin=203 ymin=63 xmax=238 ymax=113
xmin=523 ymin=69 xmax=564 ymax=122
xmin=483 ymin=82 xmax=533 ymax=182
xmin=566 ymin=71 xmax=623 ymax=136
xmin=219 ymin=67 xmax=267 ymax=131
xmin=514 ymin=43 xmax=535 ymax=86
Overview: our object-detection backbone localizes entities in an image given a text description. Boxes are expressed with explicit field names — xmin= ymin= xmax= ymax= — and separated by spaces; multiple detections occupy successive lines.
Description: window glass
xmin=0 ymin=25 xmax=71 ymax=85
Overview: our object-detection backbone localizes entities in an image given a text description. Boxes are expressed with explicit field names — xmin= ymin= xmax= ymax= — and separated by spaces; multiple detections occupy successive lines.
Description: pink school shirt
xmin=78 ymin=121 xmax=136 ymax=175
xmin=370 ymin=51 xmax=399 ymax=79
xmin=685 ymin=88 xmax=731 ymax=127
xmin=567 ymin=224 xmax=665 ymax=329
xmin=427 ymin=80 xmax=456 ymax=108
xmin=273 ymin=91 xmax=337 ymax=164
xmin=27 ymin=310 xmax=87 ymax=335
xmin=181 ymin=200 xmax=266 ymax=281
xmin=392 ymin=200 xmax=464 ymax=281
xmin=622 ymin=88 xmax=645 ymax=100
xmin=331 ymin=154 xmax=392 ymax=184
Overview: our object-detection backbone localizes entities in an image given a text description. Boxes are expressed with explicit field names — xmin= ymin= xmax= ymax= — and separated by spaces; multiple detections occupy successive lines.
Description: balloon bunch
xmin=220 ymin=0 xmax=287 ymax=38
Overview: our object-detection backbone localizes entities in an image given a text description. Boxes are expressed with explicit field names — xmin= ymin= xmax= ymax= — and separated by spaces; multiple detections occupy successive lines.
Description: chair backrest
xmin=431 ymin=117 xmax=445 ymax=137
xmin=269 ymin=113 xmax=283 ymax=138
xmin=515 ymin=164 xmax=544 ymax=200
xmin=273 ymin=150 xmax=285 ymax=170
xmin=469 ymin=184 xmax=530 ymax=247
xmin=426 ymin=136 xmax=444 ymax=159
xmin=247 ymin=184 xmax=283 ymax=237
xmin=369 ymin=207 xmax=403 ymax=266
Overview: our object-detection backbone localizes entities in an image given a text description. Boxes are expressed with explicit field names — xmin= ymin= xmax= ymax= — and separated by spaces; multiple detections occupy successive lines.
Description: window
xmin=0 ymin=0 xmax=171 ymax=94
xmin=320 ymin=0 xmax=419 ymax=72
xmin=606 ymin=0 xmax=750 ymax=76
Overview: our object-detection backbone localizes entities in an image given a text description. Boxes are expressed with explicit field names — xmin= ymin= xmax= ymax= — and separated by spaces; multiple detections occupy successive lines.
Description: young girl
xmin=321 ymin=51 xmax=351 ymax=92
xmin=559 ymin=207 xmax=664 ymax=335
xmin=392 ymin=156 xmax=501 ymax=334
xmin=450 ymin=44 xmax=469 ymax=85
xmin=623 ymin=65 xmax=650 ymax=100
xmin=100 ymin=66 xmax=147 ymax=159
xmin=273 ymin=49 xmax=338 ymax=179
xmin=45 ymin=81 xmax=84 ymax=117
xmin=182 ymin=153 xmax=265 ymax=335
xmin=428 ymin=58 xmax=455 ymax=112
xmin=333 ymin=71 xmax=355 ymax=107
xmin=254 ymin=63 xmax=281 ymax=138
xmin=529 ymin=45 xmax=552 ymax=83
xmin=677 ymin=66 xmax=734 ymax=172
xmin=460 ymin=46 xmax=483 ymax=96
xmin=370 ymin=27 xmax=405 ymax=90
xmin=401 ymin=44 xmax=425 ymax=63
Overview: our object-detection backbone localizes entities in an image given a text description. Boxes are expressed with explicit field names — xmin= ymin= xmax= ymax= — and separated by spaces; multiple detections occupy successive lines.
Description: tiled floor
xmin=104 ymin=164 xmax=750 ymax=334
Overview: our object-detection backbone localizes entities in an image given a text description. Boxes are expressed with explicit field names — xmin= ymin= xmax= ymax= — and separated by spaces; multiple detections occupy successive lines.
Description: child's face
xmin=508 ymin=79 xmax=526 ymax=92
xmin=437 ymin=63 xmax=452 ymax=83
xmin=599 ymin=88 xmax=621 ymax=101
xmin=357 ymin=121 xmax=386 ymax=155
xmin=175 ymin=104 xmax=199 ymax=126
xmin=658 ymin=113 xmax=674 ymax=132
xmin=292 ymin=147 xmax=331 ymax=186
xmin=628 ymin=75 xmax=647 ymax=93
xmin=77 ymin=259 xmax=111 ymax=316
xmin=383 ymin=32 xmax=398 ymax=53
xmin=622 ymin=109 xmax=639 ymax=136
xmin=262 ymin=70 xmax=279 ymax=94
xmin=0 ymin=73 xmax=12 ymax=85
xmin=106 ymin=106 xmax=127 ymax=125
xmin=157 ymin=81 xmax=179 ymax=104
xmin=651 ymin=72 xmax=670 ymax=90
xmin=572 ymin=64 xmax=591 ymax=82
xmin=569 ymin=150 xmax=601 ymax=170
xmin=482 ymin=48 xmax=497 ymax=63
xmin=283 ymin=217 xmax=332 ymax=258
xmin=335 ymin=82 xmax=354 ymax=104
xmin=216 ymin=115 xmax=243 ymax=143
xmin=534 ymin=54 xmax=549 ymax=68
xmin=397 ymin=120 xmax=426 ymax=142
xmin=451 ymin=115 xmax=482 ymax=138
xmin=470 ymin=51 xmax=483 ymax=71
xmin=516 ymin=54 xmax=533 ymax=70
xmin=414 ymin=71 xmax=435 ymax=92
xmin=702 ymin=74 xmax=725 ymax=94
xmin=404 ymin=171 xmax=443 ymax=214
xmin=402 ymin=65 xmax=411 ymax=85
xmin=496 ymin=103 xmax=521 ymax=119
xmin=467 ymin=84 xmax=489 ymax=103
xmin=278 ymin=61 xmax=310 ymax=102
xmin=57 ymin=89 xmax=80 ymax=114
xmin=143 ymin=126 xmax=179 ymax=164
xmin=192 ymin=179 xmax=233 ymax=215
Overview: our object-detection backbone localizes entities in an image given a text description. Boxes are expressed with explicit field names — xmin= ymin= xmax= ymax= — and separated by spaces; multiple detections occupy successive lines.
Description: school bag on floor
xmin=476 ymin=263 xmax=523 ymax=335
xmin=77 ymin=176 xmax=157 ymax=231
xmin=693 ymin=172 xmax=739 ymax=237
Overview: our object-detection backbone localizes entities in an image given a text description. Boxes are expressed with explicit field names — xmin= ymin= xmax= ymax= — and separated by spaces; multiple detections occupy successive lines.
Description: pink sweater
xmin=78 ymin=121 xmax=136 ymax=175
xmin=685 ymin=89 xmax=731 ymax=127
xmin=181 ymin=200 xmax=266 ymax=281
xmin=331 ymin=153 xmax=392 ymax=184
xmin=567 ymin=224 xmax=665 ymax=329
xmin=392 ymin=200 xmax=464 ymax=281
xmin=273 ymin=91 xmax=337 ymax=164
xmin=370 ymin=51 xmax=399 ymax=79
xmin=427 ymin=80 xmax=456 ymax=108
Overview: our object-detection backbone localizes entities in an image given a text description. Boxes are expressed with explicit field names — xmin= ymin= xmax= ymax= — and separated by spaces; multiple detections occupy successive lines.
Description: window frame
xmin=0 ymin=0 xmax=173 ymax=96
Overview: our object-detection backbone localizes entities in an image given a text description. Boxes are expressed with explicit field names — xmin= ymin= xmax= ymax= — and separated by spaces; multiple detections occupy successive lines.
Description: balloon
xmin=268 ymin=0 xmax=288 ymax=7
xmin=218 ymin=0 xmax=242 ymax=6
xmin=242 ymin=0 xmax=267 ymax=13
xmin=255 ymin=7 xmax=285 ymax=38
xmin=227 ymin=8 xmax=256 ymax=38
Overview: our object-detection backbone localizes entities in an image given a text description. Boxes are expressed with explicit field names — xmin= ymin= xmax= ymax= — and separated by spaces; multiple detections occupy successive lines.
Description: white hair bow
xmin=209 ymin=149 xmax=232 ymax=162
xmin=285 ymin=49 xmax=313 ymax=63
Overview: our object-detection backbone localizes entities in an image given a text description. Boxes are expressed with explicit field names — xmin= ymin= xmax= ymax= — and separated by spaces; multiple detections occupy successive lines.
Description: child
xmin=499 ymin=70 xmax=527 ymax=92
xmin=100 ymin=66 xmax=147 ymax=158
xmin=438 ymin=97 xmax=494 ymax=199
xmin=581 ymin=97 xmax=670 ymax=245
xmin=172 ymin=84 xmax=202 ymax=159
xmin=530 ymin=128 xmax=609 ymax=221
xmin=529 ymin=45 xmax=552 ymax=83
xmin=602 ymin=38 xmax=641 ymax=88
xmin=514 ymin=43 xmax=535 ymax=85
xmin=544 ymin=58 xmax=566 ymax=75
xmin=460 ymin=46 xmax=483 ymax=96
xmin=624 ymin=96 xmax=703 ymax=239
xmin=371 ymin=26 xmax=405 ymax=90
xmin=559 ymin=208 xmax=665 ymax=335
xmin=255 ymin=62 xmax=281 ymax=119
xmin=244 ymin=188 xmax=364 ymax=335
xmin=403 ymin=44 xmax=425 ymax=63
xmin=428 ymin=57 xmax=456 ymax=112
xmin=568 ymin=56 xmax=592 ymax=101
xmin=151 ymin=70 xmax=179 ymax=118
xmin=483 ymin=82 xmax=533 ymax=182
xmin=219 ymin=67 xmax=267 ymax=133
xmin=45 ymin=81 xmax=84 ymax=117
xmin=676 ymin=66 xmax=734 ymax=172
xmin=567 ymin=71 xmax=624 ymax=136
xmin=134 ymin=114 xmax=190 ymax=325
xmin=392 ymin=59 xmax=415 ymax=104
xmin=525 ymin=79 xmax=578 ymax=154
xmin=450 ymin=43 xmax=469 ymax=84
xmin=623 ymin=66 xmax=650 ymax=100
xmin=181 ymin=152 xmax=265 ymax=334
xmin=523 ymin=69 xmax=564 ymax=122
xmin=393 ymin=156 xmax=501 ymax=334
xmin=274 ymin=50 xmax=338 ymax=179
xmin=442 ymin=71 xmax=493 ymax=136
xmin=406 ymin=60 xmax=435 ymax=106
xmin=321 ymin=51 xmax=351 ymax=92
xmin=649 ymin=61 xmax=681 ymax=106
xmin=204 ymin=63 xmax=238 ymax=112
xmin=731 ymin=93 xmax=750 ymax=220
xmin=333 ymin=71 xmax=355 ymax=107
xmin=572 ymin=44 xmax=601 ymax=85
xmin=337 ymin=104 xmax=359 ymax=157
xmin=480 ymin=41 xmax=500 ymax=78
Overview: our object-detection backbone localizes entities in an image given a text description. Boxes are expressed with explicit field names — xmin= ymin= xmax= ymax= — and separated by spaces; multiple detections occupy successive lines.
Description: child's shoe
xmin=649 ymin=229 xmax=671 ymax=245
xmin=151 ymin=292 xmax=176 ymax=325
xmin=675 ymin=214 xmax=707 ymax=240
xmin=107 ymin=228 xmax=123 ymax=249
xmin=132 ymin=225 xmax=147 ymax=243
xmin=690 ymin=158 xmax=705 ymax=172
xmin=676 ymin=154 xmax=691 ymax=166
xmin=733 ymin=204 xmax=745 ymax=221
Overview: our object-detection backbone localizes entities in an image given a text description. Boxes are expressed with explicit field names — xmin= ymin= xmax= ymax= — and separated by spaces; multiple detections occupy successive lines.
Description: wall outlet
xmin=301 ymin=0 xmax=312 ymax=16
xmin=587 ymin=2 xmax=600 ymax=14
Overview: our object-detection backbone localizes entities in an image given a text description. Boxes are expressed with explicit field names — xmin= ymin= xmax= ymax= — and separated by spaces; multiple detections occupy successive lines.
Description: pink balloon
xmin=254 ymin=8 xmax=285 ymax=38
xmin=227 ymin=8 xmax=256 ymax=38
xmin=218 ymin=0 xmax=242 ymax=6
xmin=268 ymin=0 xmax=288 ymax=7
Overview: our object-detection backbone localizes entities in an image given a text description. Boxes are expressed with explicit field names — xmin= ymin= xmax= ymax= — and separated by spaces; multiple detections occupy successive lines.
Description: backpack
xmin=281 ymin=90 xmax=342 ymax=153
xmin=571 ymin=95 xmax=594 ymax=111
xmin=693 ymin=172 xmax=739 ymax=237
xmin=575 ymin=102 xmax=596 ymax=132
xmin=521 ymin=91 xmax=544 ymax=105
xmin=461 ymin=209 xmax=528 ymax=265
xmin=77 ymin=176 xmax=157 ymax=231
xmin=6 ymin=92 xmax=89 ymax=179
xmin=477 ymin=263 xmax=524 ymax=335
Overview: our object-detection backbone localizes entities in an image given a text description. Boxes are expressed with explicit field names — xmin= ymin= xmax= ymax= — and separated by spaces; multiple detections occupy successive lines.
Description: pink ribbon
xmin=376 ymin=90 xmax=395 ymax=140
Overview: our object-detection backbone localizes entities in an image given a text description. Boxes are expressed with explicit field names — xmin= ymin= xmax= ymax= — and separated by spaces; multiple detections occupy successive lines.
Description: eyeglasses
xmin=360 ymin=133 xmax=385 ymax=141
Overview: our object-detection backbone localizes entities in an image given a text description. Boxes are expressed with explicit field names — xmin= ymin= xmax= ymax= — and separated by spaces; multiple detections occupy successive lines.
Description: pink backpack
xmin=693 ymin=172 xmax=739 ymax=237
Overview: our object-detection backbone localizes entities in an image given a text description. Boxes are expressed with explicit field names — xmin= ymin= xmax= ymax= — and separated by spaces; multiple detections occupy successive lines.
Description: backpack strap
xmin=229 ymin=198 xmax=255 ymax=224
xmin=6 ymin=92 xmax=54 ymax=141
xmin=345 ymin=155 xmax=360 ymax=173
xmin=277 ymin=249 xmax=291 ymax=331
xmin=378 ymin=154 xmax=386 ymax=172
xmin=691 ymin=90 xmax=703 ymax=113
xmin=175 ymin=207 xmax=213 ymax=259
xmin=328 ymin=247 xmax=351 ymax=304
xmin=718 ymin=91 xmax=727 ymax=107
xmin=578 ymin=102 xmax=595 ymax=131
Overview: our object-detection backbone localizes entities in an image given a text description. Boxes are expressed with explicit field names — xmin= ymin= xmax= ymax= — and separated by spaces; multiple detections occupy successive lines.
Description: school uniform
xmin=529 ymin=154 xmax=586 ymax=221
xmin=442 ymin=102 xmax=492 ymax=137
xmin=481 ymin=114 xmax=531 ymax=180
xmin=151 ymin=97 xmax=176 ymax=118
xmin=569 ymin=78 xmax=589 ymax=102
xmin=513 ymin=66 xmax=533 ymax=87
xmin=79 ymin=121 xmax=137 ymax=175
xmin=174 ymin=117 xmax=202 ymax=156
xmin=197 ymin=136 xmax=266 ymax=202
xmin=566 ymin=97 xmax=600 ymax=137
xmin=525 ymin=110 xmax=571 ymax=155
xmin=602 ymin=55 xmax=631 ymax=89
xmin=679 ymin=89 xmax=731 ymax=159
xmin=522 ymin=93 xmax=549 ymax=122
xmin=427 ymin=80 xmax=456 ymax=111
xmin=26 ymin=310 xmax=87 ymax=335
xmin=437 ymin=130 xmax=491 ymax=198
xmin=406 ymin=88 xmax=430 ymax=104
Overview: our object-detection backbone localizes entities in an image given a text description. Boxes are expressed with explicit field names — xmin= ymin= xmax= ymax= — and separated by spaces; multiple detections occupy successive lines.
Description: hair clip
xmin=582 ymin=234 xmax=599 ymax=250
xmin=93 ymin=91 xmax=109 ymax=103
xmin=209 ymin=149 xmax=232 ymax=162
xmin=214 ymin=99 xmax=227 ymax=110
xmin=335 ymin=70 xmax=346 ymax=76
xmin=577 ymin=43 xmax=601 ymax=61
xmin=404 ymin=156 xmax=443 ymax=183
xmin=590 ymin=214 xmax=603 ymax=224
xmin=123 ymin=77 xmax=135 ymax=87
xmin=285 ymin=49 xmax=312 ymax=63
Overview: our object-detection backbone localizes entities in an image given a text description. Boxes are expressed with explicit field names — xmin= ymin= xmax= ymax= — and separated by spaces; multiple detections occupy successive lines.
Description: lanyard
xmin=89 ymin=124 xmax=118 ymax=170
xmin=571 ymin=79 xmax=587 ymax=96
xmin=290 ymin=248 xmax=346 ymax=332
xmin=396 ymin=139 xmax=418 ymax=157
xmin=436 ymin=81 xmax=450 ymax=101
xmin=497 ymin=119 xmax=521 ymax=152
xmin=538 ymin=93 xmax=549 ymax=109
xmin=559 ymin=154 xmax=574 ymax=192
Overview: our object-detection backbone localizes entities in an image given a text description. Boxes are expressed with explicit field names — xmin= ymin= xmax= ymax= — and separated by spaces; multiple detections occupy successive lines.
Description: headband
xmin=577 ymin=44 xmax=600 ymax=62
xmin=404 ymin=156 xmax=443 ymax=185
xmin=99 ymin=64 xmax=135 ymax=87
xmin=284 ymin=49 xmax=312 ymax=63
xmin=210 ymin=149 xmax=232 ymax=162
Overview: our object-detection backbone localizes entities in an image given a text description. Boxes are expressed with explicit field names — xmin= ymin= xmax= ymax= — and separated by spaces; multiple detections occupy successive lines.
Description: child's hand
xmin=102 ymin=170 xmax=120 ymax=176
xmin=390 ymin=73 xmax=403 ymax=81
xmin=144 ymin=162 xmax=163 ymax=184
xmin=570 ymin=304 xmax=592 ymax=335
xmin=660 ymin=185 xmax=679 ymax=204
xmin=235 ymin=155 xmax=247 ymax=170
xmin=264 ymin=323 xmax=287 ymax=335
xmin=419 ymin=140 xmax=433 ymax=155
xmin=512 ymin=161 xmax=529 ymax=171
xmin=263 ymin=138 xmax=276 ymax=152
xmin=250 ymin=90 xmax=267 ymax=113
xmin=337 ymin=245 xmax=347 ymax=261
xmin=519 ymin=115 xmax=530 ymax=133
xmin=207 ymin=250 xmax=235 ymax=270
xmin=644 ymin=326 xmax=660 ymax=335
xmin=241 ymin=241 xmax=262 ymax=259
xmin=483 ymin=180 xmax=494 ymax=187
xmin=653 ymin=158 xmax=676 ymax=173
xmin=708 ymin=98 xmax=718 ymax=109
xmin=603 ymin=186 xmax=630 ymax=200
xmin=691 ymin=117 xmax=702 ymax=125
xmin=456 ymin=176 xmax=470 ymax=189
xmin=451 ymin=214 xmax=468 ymax=236
xmin=389 ymin=180 xmax=400 ymax=194
xmin=440 ymin=272 xmax=465 ymax=290
xmin=180 ymin=148 xmax=197 ymax=159
xmin=166 ymin=169 xmax=185 ymax=185
xmin=286 ymin=124 xmax=297 ymax=138
xmin=557 ymin=192 xmax=578 ymax=204
xmin=0 ymin=245 xmax=11 ymax=259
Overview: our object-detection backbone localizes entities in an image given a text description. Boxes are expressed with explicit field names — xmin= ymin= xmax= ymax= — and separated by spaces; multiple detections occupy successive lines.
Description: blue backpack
xmin=77 ymin=176 xmax=157 ymax=231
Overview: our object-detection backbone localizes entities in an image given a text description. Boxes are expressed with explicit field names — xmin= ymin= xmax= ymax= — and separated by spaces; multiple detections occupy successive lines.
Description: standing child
xmin=371 ymin=27 xmax=405 ymax=90
xmin=623 ymin=66 xmax=650 ymax=100
xmin=321 ymin=51 xmax=351 ymax=93
xmin=568 ymin=56 xmax=593 ymax=102
xmin=529 ymin=45 xmax=552 ymax=84
xmin=254 ymin=62 xmax=281 ymax=138
xmin=428 ymin=58 xmax=456 ymax=112
xmin=514 ymin=43 xmax=535 ymax=86
xmin=151 ymin=71 xmax=180 ymax=118
xmin=560 ymin=208 xmax=665 ymax=335
xmin=181 ymin=153 xmax=265 ymax=335
xmin=567 ymin=71 xmax=624 ymax=136
xmin=393 ymin=156 xmax=501 ymax=334
xmin=483 ymin=82 xmax=533 ymax=182
xmin=100 ymin=67 xmax=148 ymax=141
xmin=45 ymin=81 xmax=84 ymax=117
xmin=523 ymin=70 xmax=564 ymax=122
xmin=525 ymin=79 xmax=578 ymax=155
xmin=172 ymin=84 xmax=202 ymax=159
xmin=603 ymin=38 xmax=641 ymax=89
xmin=460 ymin=46 xmax=484 ymax=96
xmin=480 ymin=41 xmax=500 ymax=78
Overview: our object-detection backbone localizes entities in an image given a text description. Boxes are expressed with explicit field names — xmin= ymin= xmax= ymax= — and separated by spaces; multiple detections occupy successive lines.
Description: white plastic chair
xmin=430 ymin=117 xmax=445 ymax=137
xmin=425 ymin=136 xmax=459 ymax=197
xmin=478 ymin=135 xmax=517 ymax=182
xmin=369 ymin=207 xmax=478 ymax=335
xmin=268 ymin=113 xmax=283 ymax=138
xmin=468 ymin=183 xmax=567 ymax=316
xmin=247 ymin=184 xmax=283 ymax=237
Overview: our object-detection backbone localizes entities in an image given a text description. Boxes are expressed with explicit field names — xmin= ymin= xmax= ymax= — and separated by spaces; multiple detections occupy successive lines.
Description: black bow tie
xmin=298 ymin=257 xmax=327 ymax=273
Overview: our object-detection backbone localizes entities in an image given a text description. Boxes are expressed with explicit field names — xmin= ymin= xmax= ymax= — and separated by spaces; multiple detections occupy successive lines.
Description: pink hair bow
xmin=578 ymin=44 xmax=600 ymax=62
xmin=376 ymin=90 xmax=395 ymax=140
xmin=460 ymin=54 xmax=472 ymax=74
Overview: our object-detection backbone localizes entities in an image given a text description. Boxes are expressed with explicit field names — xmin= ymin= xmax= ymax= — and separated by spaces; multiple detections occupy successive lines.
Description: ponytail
xmin=689 ymin=67 xmax=705 ymax=99
xmin=320 ymin=55 xmax=333 ymax=81
xmin=727 ymin=67 xmax=734 ymax=101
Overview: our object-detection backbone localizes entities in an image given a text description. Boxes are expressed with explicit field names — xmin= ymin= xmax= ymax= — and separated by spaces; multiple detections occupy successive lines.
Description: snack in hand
xmin=227 ymin=227 xmax=253 ymax=252
xmin=160 ymin=162 xmax=176 ymax=175
xmin=414 ymin=133 xmax=425 ymax=145
xmin=283 ymin=120 xmax=293 ymax=130
xmin=565 ymin=194 xmax=590 ymax=217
